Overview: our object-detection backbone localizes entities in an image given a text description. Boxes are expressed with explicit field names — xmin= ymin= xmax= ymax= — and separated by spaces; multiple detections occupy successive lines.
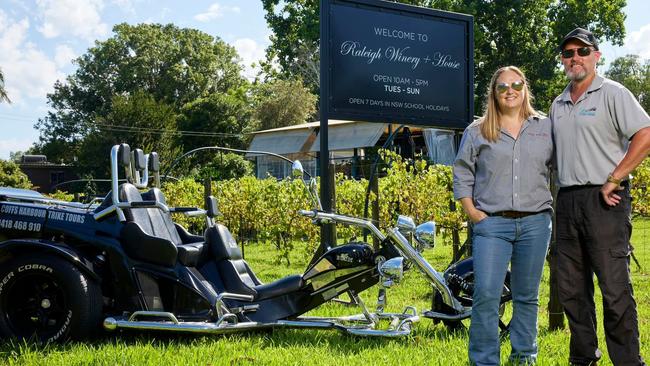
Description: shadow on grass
xmin=0 ymin=319 xmax=475 ymax=360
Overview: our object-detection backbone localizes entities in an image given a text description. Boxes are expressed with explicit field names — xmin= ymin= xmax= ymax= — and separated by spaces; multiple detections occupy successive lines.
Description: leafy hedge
xmin=162 ymin=151 xmax=462 ymax=264
xmin=631 ymin=158 xmax=650 ymax=217
xmin=161 ymin=151 xmax=650 ymax=265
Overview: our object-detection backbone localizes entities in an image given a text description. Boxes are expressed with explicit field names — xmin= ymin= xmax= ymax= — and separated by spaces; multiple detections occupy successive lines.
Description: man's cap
xmin=558 ymin=28 xmax=599 ymax=51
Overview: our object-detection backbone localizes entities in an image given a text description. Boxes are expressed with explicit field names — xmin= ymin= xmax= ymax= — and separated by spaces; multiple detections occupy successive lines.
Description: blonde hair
xmin=479 ymin=66 xmax=538 ymax=142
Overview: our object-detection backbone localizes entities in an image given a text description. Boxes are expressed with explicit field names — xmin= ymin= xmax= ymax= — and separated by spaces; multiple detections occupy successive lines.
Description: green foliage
xmin=376 ymin=150 xmax=462 ymax=247
xmin=161 ymin=152 xmax=462 ymax=264
xmin=34 ymin=23 xmax=249 ymax=173
xmin=177 ymin=92 xmax=252 ymax=152
xmin=192 ymin=152 xmax=254 ymax=181
xmin=0 ymin=160 xmax=32 ymax=189
xmin=47 ymin=190 xmax=75 ymax=201
xmin=160 ymin=152 xmax=650 ymax=266
xmin=251 ymin=78 xmax=317 ymax=130
xmin=261 ymin=0 xmax=320 ymax=90
xmin=76 ymin=91 xmax=181 ymax=179
xmin=161 ymin=178 xmax=206 ymax=233
xmin=632 ymin=159 xmax=650 ymax=217
xmin=605 ymin=54 xmax=650 ymax=113
xmin=261 ymin=0 xmax=626 ymax=113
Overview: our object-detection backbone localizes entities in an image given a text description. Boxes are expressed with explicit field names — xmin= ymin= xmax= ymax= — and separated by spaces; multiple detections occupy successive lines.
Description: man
xmin=550 ymin=27 xmax=650 ymax=366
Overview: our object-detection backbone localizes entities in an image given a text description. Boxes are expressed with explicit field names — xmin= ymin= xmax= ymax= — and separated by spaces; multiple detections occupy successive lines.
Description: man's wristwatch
xmin=607 ymin=173 xmax=623 ymax=185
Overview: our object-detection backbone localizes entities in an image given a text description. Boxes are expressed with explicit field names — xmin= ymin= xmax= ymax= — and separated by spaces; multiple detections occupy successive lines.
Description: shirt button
xmin=514 ymin=176 xmax=518 ymax=180
xmin=515 ymin=158 xmax=519 ymax=163
xmin=514 ymin=193 xmax=518 ymax=197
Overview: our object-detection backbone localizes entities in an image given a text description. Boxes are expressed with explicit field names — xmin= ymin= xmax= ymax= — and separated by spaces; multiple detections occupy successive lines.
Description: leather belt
xmin=488 ymin=211 xmax=538 ymax=219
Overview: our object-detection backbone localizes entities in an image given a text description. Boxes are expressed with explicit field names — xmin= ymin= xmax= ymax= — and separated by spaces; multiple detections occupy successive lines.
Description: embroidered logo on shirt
xmin=578 ymin=107 xmax=597 ymax=116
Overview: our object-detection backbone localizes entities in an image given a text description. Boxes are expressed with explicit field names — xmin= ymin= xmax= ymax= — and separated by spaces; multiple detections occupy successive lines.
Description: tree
xmin=261 ymin=0 xmax=626 ymax=113
xmin=0 ymin=160 xmax=32 ymax=189
xmin=0 ymin=67 xmax=10 ymax=104
xmin=177 ymin=91 xmax=253 ymax=152
xmin=34 ymin=23 xmax=249 ymax=171
xmin=605 ymin=55 xmax=650 ymax=113
xmin=252 ymin=78 xmax=317 ymax=130
xmin=170 ymin=91 xmax=254 ymax=175
xmin=75 ymin=91 xmax=181 ymax=178
xmin=193 ymin=153 xmax=254 ymax=181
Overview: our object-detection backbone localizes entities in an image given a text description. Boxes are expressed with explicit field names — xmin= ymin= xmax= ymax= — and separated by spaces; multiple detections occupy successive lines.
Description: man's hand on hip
xmin=600 ymin=182 xmax=624 ymax=206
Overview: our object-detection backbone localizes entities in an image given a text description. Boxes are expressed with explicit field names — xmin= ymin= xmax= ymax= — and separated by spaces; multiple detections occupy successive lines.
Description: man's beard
xmin=565 ymin=65 xmax=588 ymax=81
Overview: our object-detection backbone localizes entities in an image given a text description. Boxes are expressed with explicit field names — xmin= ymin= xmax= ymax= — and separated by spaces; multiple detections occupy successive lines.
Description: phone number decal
xmin=0 ymin=219 xmax=42 ymax=232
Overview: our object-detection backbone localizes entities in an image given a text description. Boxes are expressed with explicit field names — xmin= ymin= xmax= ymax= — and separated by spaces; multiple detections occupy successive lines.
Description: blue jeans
xmin=469 ymin=212 xmax=552 ymax=366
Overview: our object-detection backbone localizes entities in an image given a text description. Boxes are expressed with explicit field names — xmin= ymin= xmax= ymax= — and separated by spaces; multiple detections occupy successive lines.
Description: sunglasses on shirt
xmin=561 ymin=47 xmax=594 ymax=59
xmin=495 ymin=80 xmax=524 ymax=94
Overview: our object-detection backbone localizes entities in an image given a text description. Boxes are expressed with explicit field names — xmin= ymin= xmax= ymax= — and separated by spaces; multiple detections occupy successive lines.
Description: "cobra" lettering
xmin=18 ymin=264 xmax=53 ymax=273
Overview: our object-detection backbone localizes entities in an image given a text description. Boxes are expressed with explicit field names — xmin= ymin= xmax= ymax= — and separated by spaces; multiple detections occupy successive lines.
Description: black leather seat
xmin=206 ymin=224 xmax=303 ymax=301
xmin=117 ymin=184 xmax=179 ymax=267
xmin=141 ymin=188 xmax=206 ymax=267
xmin=107 ymin=184 xmax=205 ymax=267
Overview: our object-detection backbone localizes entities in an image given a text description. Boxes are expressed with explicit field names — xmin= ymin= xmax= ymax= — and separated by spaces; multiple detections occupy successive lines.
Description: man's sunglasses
xmin=561 ymin=47 xmax=594 ymax=59
xmin=495 ymin=80 xmax=524 ymax=94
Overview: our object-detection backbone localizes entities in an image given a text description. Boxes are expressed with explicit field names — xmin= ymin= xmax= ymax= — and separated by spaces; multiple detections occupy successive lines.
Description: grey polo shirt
xmin=550 ymin=75 xmax=650 ymax=187
xmin=453 ymin=116 xmax=553 ymax=214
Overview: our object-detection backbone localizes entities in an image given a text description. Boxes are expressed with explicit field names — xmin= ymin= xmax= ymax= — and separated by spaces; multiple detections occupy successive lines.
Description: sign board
xmin=323 ymin=0 xmax=474 ymax=128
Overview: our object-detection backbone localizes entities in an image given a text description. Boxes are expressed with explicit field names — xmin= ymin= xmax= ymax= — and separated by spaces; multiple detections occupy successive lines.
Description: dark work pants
xmin=555 ymin=185 xmax=644 ymax=366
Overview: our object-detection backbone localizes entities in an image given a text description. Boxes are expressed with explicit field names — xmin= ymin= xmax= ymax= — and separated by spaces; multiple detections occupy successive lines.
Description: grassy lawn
xmin=1 ymin=219 xmax=649 ymax=365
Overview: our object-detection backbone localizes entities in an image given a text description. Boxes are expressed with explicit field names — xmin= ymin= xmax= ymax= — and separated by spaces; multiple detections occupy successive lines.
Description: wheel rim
xmin=3 ymin=272 xmax=70 ymax=340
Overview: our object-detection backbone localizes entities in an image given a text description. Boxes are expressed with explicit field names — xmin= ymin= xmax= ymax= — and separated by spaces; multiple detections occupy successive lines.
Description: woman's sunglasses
xmin=561 ymin=47 xmax=593 ymax=59
xmin=495 ymin=80 xmax=524 ymax=94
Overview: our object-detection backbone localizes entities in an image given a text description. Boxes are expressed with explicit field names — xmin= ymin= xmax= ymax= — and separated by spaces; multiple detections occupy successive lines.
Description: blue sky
xmin=1 ymin=0 xmax=649 ymax=160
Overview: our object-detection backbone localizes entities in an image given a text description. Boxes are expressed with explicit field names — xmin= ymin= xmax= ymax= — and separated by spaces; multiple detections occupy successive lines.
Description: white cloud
xmin=54 ymin=45 xmax=77 ymax=68
xmin=36 ymin=0 xmax=109 ymax=42
xmin=625 ymin=23 xmax=650 ymax=60
xmin=0 ymin=10 xmax=65 ymax=104
xmin=233 ymin=38 xmax=267 ymax=80
xmin=194 ymin=3 xmax=240 ymax=22
xmin=0 ymin=138 xmax=35 ymax=159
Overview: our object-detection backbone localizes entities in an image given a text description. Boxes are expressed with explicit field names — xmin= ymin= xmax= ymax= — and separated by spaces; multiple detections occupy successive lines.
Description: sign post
xmin=319 ymin=0 xmax=473 ymax=249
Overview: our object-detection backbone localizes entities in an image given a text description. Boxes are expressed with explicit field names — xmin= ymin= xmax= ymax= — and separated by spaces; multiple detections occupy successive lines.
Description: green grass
xmin=2 ymin=219 xmax=650 ymax=365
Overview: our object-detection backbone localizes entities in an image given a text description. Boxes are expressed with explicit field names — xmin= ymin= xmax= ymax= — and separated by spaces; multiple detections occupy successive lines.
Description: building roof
xmin=250 ymin=120 xmax=358 ymax=134
xmin=247 ymin=120 xmax=389 ymax=156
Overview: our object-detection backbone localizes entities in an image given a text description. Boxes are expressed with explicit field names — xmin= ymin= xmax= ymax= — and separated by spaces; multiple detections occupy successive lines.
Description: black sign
xmin=323 ymin=0 xmax=473 ymax=128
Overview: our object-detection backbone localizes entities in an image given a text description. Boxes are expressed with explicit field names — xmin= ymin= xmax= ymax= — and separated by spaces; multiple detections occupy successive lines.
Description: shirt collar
xmin=558 ymin=74 xmax=604 ymax=103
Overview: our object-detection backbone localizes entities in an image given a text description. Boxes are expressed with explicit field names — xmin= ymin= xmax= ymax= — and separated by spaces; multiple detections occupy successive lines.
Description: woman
xmin=453 ymin=66 xmax=553 ymax=365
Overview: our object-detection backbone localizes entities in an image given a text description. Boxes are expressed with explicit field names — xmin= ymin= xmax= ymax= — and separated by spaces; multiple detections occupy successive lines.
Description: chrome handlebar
xmin=298 ymin=210 xmax=386 ymax=241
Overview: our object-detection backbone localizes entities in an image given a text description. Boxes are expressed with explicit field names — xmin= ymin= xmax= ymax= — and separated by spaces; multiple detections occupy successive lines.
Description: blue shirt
xmin=453 ymin=116 xmax=553 ymax=213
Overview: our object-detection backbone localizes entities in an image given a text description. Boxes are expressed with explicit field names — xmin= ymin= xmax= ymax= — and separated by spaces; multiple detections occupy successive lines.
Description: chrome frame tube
xmin=215 ymin=292 xmax=255 ymax=318
xmin=103 ymin=308 xmax=419 ymax=338
xmin=298 ymin=210 xmax=386 ymax=241
xmin=93 ymin=145 xmax=171 ymax=222
xmin=387 ymin=228 xmax=464 ymax=312
xmin=93 ymin=145 xmax=126 ymax=221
